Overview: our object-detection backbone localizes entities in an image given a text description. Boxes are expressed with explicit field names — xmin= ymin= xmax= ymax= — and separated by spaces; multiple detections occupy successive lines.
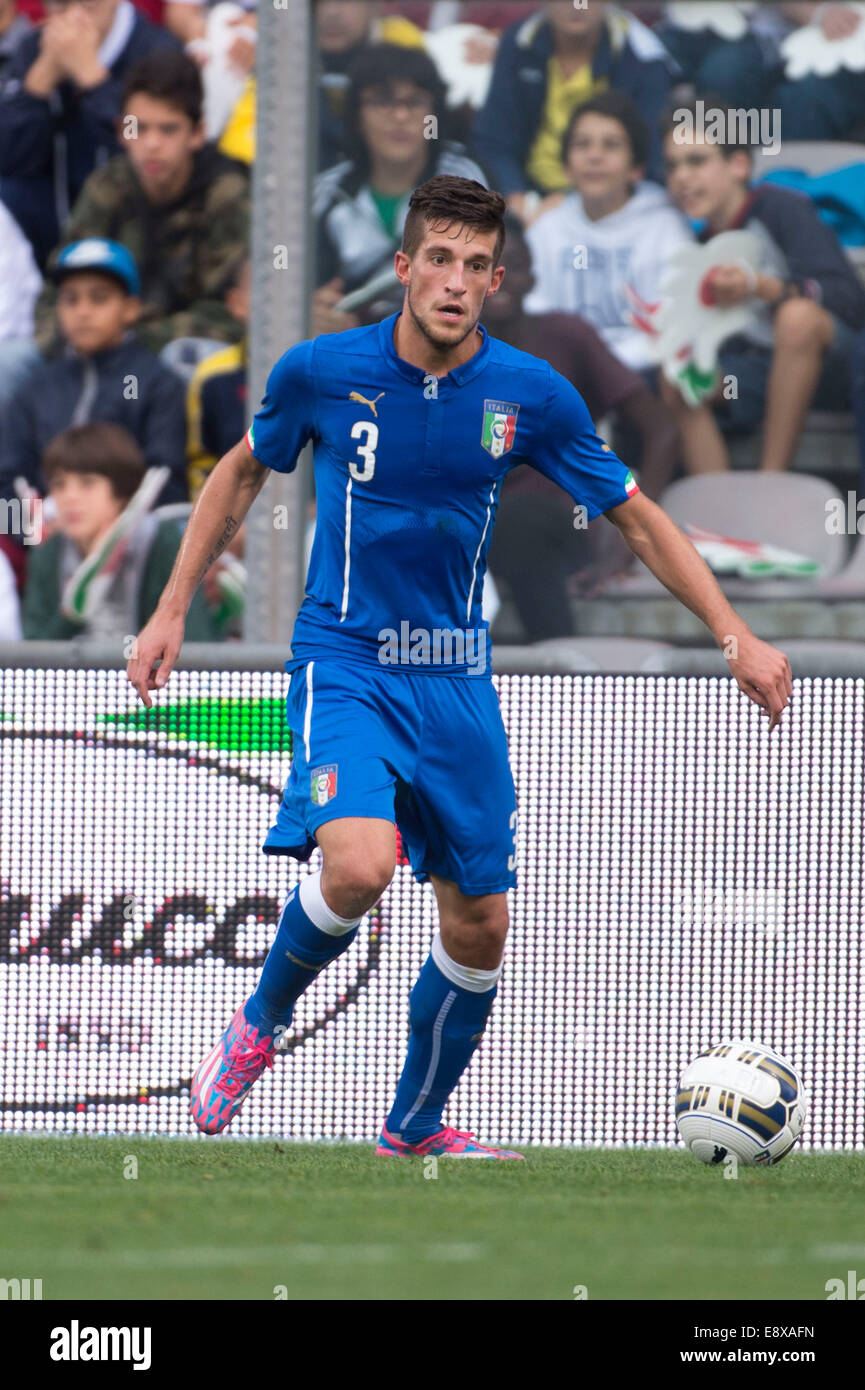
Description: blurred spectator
xmin=32 ymin=49 xmax=250 ymax=359
xmin=524 ymin=91 xmax=692 ymax=371
xmin=656 ymin=3 xmax=772 ymax=111
xmin=179 ymin=249 xmax=248 ymax=635
xmin=186 ymin=252 xmax=248 ymax=501
xmin=17 ymin=0 xmax=169 ymax=14
xmin=471 ymin=2 xmax=676 ymax=224
xmin=214 ymin=1 xmax=428 ymax=170
xmin=0 ymin=0 xmax=179 ymax=268
xmin=21 ymin=422 xmax=219 ymax=640
xmin=163 ymin=0 xmax=255 ymax=45
xmin=313 ymin=42 xmax=486 ymax=333
xmin=0 ymin=0 xmax=33 ymax=88
xmin=773 ymin=3 xmax=865 ymax=141
xmin=0 ymin=238 xmax=188 ymax=549
xmin=0 ymin=199 xmax=42 ymax=411
xmin=428 ymin=5 xmax=536 ymax=30
xmin=168 ymin=2 xmax=257 ymax=146
xmin=316 ymin=0 xmax=426 ymax=171
xmin=483 ymin=214 xmax=679 ymax=636
xmin=661 ymin=96 xmax=865 ymax=474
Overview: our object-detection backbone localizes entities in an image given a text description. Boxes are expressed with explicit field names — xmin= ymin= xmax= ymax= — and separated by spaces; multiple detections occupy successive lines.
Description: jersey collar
xmin=378 ymin=311 xmax=492 ymax=387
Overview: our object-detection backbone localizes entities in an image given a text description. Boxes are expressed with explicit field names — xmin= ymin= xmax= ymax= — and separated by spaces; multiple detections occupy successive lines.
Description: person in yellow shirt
xmin=218 ymin=0 xmax=426 ymax=168
xmin=471 ymin=3 xmax=675 ymax=228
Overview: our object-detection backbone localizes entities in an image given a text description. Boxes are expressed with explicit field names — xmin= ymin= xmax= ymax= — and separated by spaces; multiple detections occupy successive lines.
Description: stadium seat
xmin=751 ymin=140 xmax=865 ymax=182
xmin=812 ymin=532 xmax=865 ymax=596
xmin=575 ymin=473 xmax=865 ymax=645
xmin=610 ymin=473 xmax=851 ymax=597
xmin=492 ymin=636 xmax=674 ymax=673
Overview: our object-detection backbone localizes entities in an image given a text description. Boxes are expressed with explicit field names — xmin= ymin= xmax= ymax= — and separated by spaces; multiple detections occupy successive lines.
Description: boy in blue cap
xmin=0 ymin=236 xmax=188 ymax=548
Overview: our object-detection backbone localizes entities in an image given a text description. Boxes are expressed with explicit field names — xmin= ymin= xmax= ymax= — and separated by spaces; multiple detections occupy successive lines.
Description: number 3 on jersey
xmin=349 ymin=421 xmax=378 ymax=481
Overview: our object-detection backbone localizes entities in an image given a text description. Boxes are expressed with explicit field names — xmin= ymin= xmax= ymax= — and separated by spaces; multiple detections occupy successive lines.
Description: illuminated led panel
xmin=0 ymin=669 xmax=861 ymax=1149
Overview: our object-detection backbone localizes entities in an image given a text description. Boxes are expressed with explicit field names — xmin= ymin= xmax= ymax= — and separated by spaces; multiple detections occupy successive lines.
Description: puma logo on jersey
xmin=349 ymin=390 xmax=385 ymax=417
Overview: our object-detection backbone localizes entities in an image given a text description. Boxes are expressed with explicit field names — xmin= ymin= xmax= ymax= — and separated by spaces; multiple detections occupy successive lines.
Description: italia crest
xmin=481 ymin=399 xmax=519 ymax=458
xmin=310 ymin=764 xmax=338 ymax=806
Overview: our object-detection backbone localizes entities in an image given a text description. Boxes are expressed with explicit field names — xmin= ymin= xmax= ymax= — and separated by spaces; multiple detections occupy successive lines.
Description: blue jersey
xmin=246 ymin=311 xmax=639 ymax=673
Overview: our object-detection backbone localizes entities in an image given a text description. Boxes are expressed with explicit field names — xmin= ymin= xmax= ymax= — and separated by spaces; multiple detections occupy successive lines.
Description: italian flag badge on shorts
xmin=310 ymin=765 xmax=337 ymax=806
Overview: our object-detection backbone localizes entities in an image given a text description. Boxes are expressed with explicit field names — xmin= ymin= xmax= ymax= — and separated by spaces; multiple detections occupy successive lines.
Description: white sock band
xmin=298 ymin=870 xmax=362 ymax=936
xmin=431 ymin=931 xmax=502 ymax=993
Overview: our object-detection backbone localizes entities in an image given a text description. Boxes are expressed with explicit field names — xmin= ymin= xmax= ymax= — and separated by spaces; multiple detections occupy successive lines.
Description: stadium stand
xmin=1 ymin=2 xmax=863 ymax=651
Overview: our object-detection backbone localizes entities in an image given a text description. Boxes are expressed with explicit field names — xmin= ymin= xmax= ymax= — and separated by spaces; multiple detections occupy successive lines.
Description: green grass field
xmin=2 ymin=1136 xmax=864 ymax=1301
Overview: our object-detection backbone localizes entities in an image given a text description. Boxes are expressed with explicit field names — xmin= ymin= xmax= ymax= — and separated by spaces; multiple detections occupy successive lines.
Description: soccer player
xmin=126 ymin=175 xmax=792 ymax=1159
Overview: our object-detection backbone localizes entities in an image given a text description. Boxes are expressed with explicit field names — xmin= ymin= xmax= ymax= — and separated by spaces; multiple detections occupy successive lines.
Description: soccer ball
xmin=675 ymin=1040 xmax=808 ymax=1166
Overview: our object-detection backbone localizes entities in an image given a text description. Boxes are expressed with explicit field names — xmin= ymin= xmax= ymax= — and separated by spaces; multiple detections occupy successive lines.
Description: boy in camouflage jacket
xmin=34 ymin=49 xmax=249 ymax=359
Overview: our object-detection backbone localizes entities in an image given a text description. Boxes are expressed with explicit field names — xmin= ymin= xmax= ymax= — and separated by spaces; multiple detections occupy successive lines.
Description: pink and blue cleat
xmin=189 ymin=1005 xmax=277 ymax=1135
xmin=376 ymin=1124 xmax=525 ymax=1160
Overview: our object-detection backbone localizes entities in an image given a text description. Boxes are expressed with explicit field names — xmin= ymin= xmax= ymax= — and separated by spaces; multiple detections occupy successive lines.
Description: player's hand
xmin=702 ymin=264 xmax=752 ymax=307
xmin=125 ymin=608 xmax=186 ymax=710
xmin=310 ymin=280 xmax=359 ymax=337
xmin=723 ymin=630 xmax=792 ymax=732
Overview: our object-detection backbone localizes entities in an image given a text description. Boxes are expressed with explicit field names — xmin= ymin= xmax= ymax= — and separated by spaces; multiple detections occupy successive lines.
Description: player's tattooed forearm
xmin=204 ymin=515 xmax=239 ymax=570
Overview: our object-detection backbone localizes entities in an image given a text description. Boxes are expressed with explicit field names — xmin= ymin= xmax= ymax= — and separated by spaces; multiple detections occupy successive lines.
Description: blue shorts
xmin=262 ymin=659 xmax=518 ymax=896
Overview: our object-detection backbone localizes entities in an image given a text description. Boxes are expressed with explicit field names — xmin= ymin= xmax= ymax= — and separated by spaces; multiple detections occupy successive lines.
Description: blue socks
xmin=385 ymin=933 xmax=501 ymax=1143
xmin=247 ymin=879 xmax=502 ymax=1144
xmin=244 ymin=872 xmax=361 ymax=1036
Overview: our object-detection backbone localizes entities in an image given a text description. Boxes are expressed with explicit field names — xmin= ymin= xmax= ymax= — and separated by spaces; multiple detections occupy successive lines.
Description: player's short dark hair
xmin=342 ymin=43 xmax=447 ymax=164
xmin=121 ymin=50 xmax=204 ymax=126
xmin=42 ymin=423 xmax=148 ymax=502
xmin=402 ymin=176 xmax=507 ymax=267
xmin=659 ymin=92 xmax=755 ymax=159
xmin=561 ymin=89 xmax=650 ymax=169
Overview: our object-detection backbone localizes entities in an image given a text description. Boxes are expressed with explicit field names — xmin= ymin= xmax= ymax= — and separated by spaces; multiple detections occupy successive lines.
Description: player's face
xmin=663 ymin=133 xmax=750 ymax=225
xmin=56 ymin=273 xmax=139 ymax=354
xmin=49 ymin=470 xmax=124 ymax=552
xmin=565 ymin=112 xmax=640 ymax=206
xmin=358 ymin=80 xmax=432 ymax=167
xmin=399 ymin=221 xmax=504 ymax=352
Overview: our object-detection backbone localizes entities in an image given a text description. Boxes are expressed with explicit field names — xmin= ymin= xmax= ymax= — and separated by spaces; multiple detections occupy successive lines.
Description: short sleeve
xmin=528 ymin=366 xmax=640 ymax=519
xmin=245 ymin=339 xmax=317 ymax=473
